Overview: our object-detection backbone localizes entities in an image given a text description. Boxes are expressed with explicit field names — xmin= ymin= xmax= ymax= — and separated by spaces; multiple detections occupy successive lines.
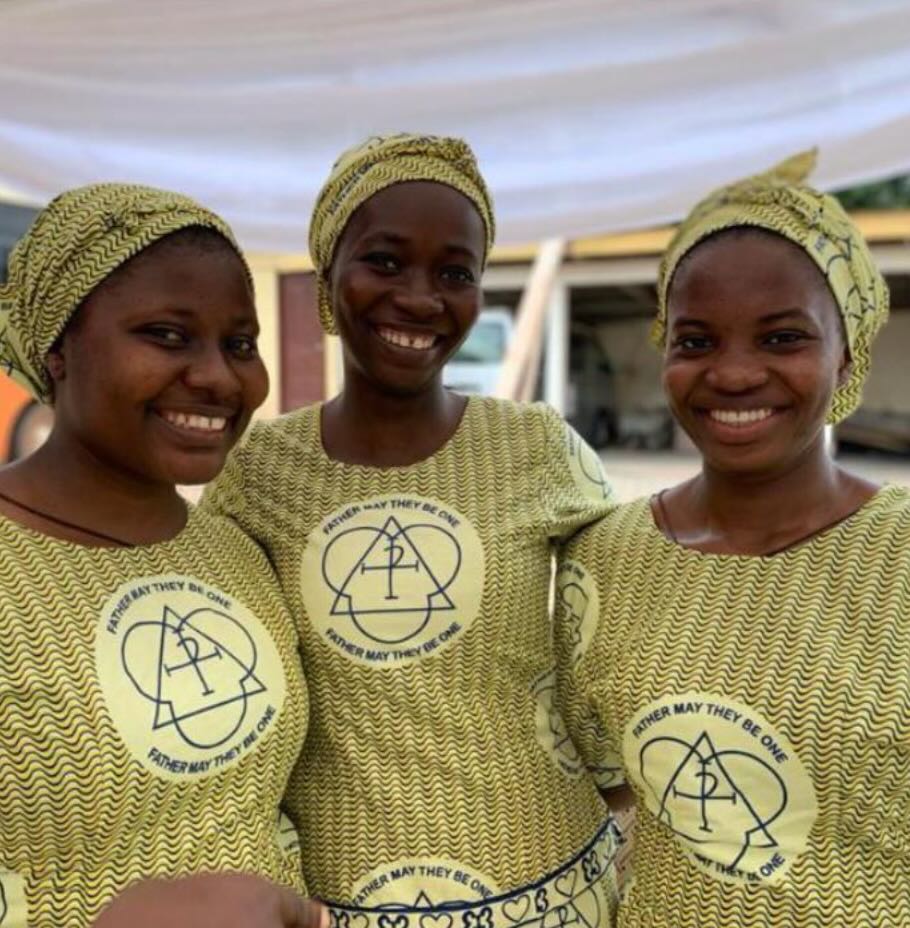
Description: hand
xmin=93 ymin=873 xmax=328 ymax=928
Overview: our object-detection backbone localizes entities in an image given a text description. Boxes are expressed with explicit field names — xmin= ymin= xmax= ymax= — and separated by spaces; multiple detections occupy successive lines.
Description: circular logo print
xmin=96 ymin=574 xmax=286 ymax=780
xmin=565 ymin=425 xmax=613 ymax=504
xmin=532 ymin=667 xmax=584 ymax=778
xmin=554 ymin=559 xmax=600 ymax=667
xmin=623 ymin=692 xmax=818 ymax=885
xmin=350 ymin=858 xmax=501 ymax=909
xmin=0 ymin=871 xmax=26 ymax=928
xmin=301 ymin=495 xmax=484 ymax=668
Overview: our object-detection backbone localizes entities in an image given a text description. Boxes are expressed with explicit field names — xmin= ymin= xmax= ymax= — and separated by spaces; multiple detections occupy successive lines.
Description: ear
xmin=45 ymin=349 xmax=66 ymax=383
xmin=837 ymin=347 xmax=852 ymax=387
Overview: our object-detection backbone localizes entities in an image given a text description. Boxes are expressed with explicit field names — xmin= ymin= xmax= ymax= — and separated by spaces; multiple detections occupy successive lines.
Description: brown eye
xmin=227 ymin=335 xmax=258 ymax=359
xmin=441 ymin=265 xmax=475 ymax=284
xmin=363 ymin=252 xmax=400 ymax=273
xmin=142 ymin=326 xmax=187 ymax=347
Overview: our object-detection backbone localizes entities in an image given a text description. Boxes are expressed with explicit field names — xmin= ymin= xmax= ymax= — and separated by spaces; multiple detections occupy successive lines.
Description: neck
xmin=665 ymin=432 xmax=876 ymax=555
xmin=698 ymin=436 xmax=840 ymax=531
xmin=321 ymin=371 xmax=466 ymax=467
xmin=3 ymin=428 xmax=187 ymax=545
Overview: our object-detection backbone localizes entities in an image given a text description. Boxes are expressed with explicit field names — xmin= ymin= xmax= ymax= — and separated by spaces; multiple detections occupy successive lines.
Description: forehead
xmin=340 ymin=180 xmax=486 ymax=249
xmin=73 ymin=238 xmax=254 ymax=330
xmin=668 ymin=228 xmax=834 ymax=316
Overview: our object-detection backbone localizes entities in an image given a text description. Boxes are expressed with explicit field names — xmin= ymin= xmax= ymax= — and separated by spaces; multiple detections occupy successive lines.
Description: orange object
xmin=0 ymin=373 xmax=34 ymax=461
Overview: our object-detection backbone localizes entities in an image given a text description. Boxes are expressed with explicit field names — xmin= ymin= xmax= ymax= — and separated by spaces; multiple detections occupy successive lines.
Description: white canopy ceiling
xmin=2 ymin=0 xmax=910 ymax=252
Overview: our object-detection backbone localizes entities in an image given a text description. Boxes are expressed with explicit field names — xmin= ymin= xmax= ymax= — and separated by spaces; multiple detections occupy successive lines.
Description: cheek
xmin=453 ymin=291 xmax=481 ymax=332
xmin=661 ymin=359 xmax=695 ymax=412
xmin=333 ymin=266 xmax=375 ymax=318
xmin=238 ymin=359 xmax=269 ymax=414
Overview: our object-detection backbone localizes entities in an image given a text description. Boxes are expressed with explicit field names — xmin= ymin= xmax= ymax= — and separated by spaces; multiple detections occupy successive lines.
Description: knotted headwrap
xmin=308 ymin=133 xmax=496 ymax=334
xmin=655 ymin=150 xmax=890 ymax=424
xmin=0 ymin=182 xmax=249 ymax=403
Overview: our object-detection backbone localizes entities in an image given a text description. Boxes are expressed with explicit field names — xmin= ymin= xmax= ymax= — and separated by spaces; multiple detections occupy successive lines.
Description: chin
xmin=373 ymin=373 xmax=442 ymax=397
xmin=154 ymin=452 xmax=230 ymax=488
xmin=702 ymin=445 xmax=789 ymax=477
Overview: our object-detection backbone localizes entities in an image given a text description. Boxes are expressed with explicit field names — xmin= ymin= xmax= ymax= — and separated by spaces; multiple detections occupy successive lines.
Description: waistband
xmin=329 ymin=820 xmax=621 ymax=928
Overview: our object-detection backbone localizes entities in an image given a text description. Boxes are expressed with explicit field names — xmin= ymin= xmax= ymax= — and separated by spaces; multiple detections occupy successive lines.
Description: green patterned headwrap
xmin=308 ymin=132 xmax=496 ymax=335
xmin=655 ymin=150 xmax=890 ymax=424
xmin=0 ymin=182 xmax=249 ymax=404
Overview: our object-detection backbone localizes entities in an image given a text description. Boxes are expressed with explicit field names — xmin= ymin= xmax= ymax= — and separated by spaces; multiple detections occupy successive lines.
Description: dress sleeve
xmin=553 ymin=520 xmax=626 ymax=789
xmin=539 ymin=403 xmax=617 ymax=541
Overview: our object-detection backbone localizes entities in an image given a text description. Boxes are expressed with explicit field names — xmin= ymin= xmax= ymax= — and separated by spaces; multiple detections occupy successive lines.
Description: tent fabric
xmin=1 ymin=0 xmax=910 ymax=253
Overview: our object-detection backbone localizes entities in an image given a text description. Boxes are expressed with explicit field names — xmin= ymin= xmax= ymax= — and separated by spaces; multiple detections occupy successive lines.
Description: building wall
xmin=594 ymin=317 xmax=664 ymax=413
xmin=858 ymin=306 xmax=910 ymax=414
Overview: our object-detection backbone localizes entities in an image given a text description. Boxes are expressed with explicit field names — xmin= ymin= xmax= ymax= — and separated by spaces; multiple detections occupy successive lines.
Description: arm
xmin=93 ymin=873 xmax=327 ymax=928
xmin=553 ymin=525 xmax=633 ymax=886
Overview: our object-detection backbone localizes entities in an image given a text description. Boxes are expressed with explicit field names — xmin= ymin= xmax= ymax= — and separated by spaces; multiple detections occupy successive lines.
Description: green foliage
xmin=835 ymin=176 xmax=910 ymax=210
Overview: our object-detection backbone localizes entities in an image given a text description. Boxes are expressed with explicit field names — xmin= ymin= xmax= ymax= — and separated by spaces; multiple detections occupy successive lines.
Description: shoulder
xmin=241 ymin=405 xmax=320 ymax=457
xmin=853 ymin=484 xmax=910 ymax=541
xmin=465 ymin=397 xmax=577 ymax=453
xmin=179 ymin=506 xmax=272 ymax=565
xmin=564 ymin=497 xmax=655 ymax=564
xmin=465 ymin=396 xmax=555 ymax=434
xmin=218 ymin=405 xmax=321 ymax=486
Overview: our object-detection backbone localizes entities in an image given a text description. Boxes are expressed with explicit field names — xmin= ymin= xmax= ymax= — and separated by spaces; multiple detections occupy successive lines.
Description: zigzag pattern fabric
xmin=0 ymin=507 xmax=309 ymax=926
xmin=555 ymin=487 xmax=910 ymax=926
xmin=203 ymin=397 xmax=620 ymax=926
xmin=0 ymin=182 xmax=250 ymax=402
xmin=652 ymin=150 xmax=890 ymax=424
xmin=308 ymin=133 xmax=495 ymax=334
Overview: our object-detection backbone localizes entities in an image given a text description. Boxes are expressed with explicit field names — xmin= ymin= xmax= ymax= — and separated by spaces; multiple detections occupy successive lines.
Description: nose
xmin=705 ymin=346 xmax=769 ymax=393
xmin=181 ymin=341 xmax=242 ymax=399
xmin=392 ymin=270 xmax=444 ymax=317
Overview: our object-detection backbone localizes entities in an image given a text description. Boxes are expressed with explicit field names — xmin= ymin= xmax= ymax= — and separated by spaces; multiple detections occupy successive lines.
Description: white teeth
xmin=709 ymin=408 xmax=774 ymax=426
xmin=161 ymin=411 xmax=228 ymax=433
xmin=376 ymin=325 xmax=436 ymax=351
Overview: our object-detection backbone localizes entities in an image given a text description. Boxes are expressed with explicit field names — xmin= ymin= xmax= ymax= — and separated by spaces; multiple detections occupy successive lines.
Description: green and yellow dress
xmin=204 ymin=396 xmax=621 ymax=928
xmin=0 ymin=507 xmax=308 ymax=927
xmin=556 ymin=485 xmax=910 ymax=927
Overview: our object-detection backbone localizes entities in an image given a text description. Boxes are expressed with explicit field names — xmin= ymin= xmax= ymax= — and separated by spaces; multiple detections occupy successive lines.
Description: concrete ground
xmin=601 ymin=449 xmax=910 ymax=503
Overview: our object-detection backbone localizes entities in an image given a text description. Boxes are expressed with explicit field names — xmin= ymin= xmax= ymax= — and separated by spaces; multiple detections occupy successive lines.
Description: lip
xmin=695 ymin=406 xmax=785 ymax=444
xmin=150 ymin=408 xmax=238 ymax=448
xmin=370 ymin=323 xmax=447 ymax=361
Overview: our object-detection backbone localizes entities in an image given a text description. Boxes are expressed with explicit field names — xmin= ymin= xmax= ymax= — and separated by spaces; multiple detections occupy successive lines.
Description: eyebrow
xmin=757 ymin=308 xmax=810 ymax=324
xmin=358 ymin=231 xmax=480 ymax=262
xmin=126 ymin=306 xmax=259 ymax=332
xmin=671 ymin=308 xmax=810 ymax=329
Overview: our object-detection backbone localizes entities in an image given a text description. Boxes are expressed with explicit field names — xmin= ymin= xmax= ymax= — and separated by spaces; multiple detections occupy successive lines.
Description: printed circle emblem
xmin=0 ymin=871 xmax=26 ymax=928
xmin=565 ymin=425 xmax=612 ymax=504
xmin=623 ymin=692 xmax=818 ymax=884
xmin=532 ymin=667 xmax=584 ymax=778
xmin=301 ymin=495 xmax=484 ymax=668
xmin=96 ymin=574 xmax=286 ymax=780
xmin=554 ymin=558 xmax=600 ymax=666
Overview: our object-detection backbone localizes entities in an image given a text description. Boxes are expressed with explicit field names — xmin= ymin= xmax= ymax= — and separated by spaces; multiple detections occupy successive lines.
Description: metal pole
xmin=543 ymin=281 xmax=569 ymax=414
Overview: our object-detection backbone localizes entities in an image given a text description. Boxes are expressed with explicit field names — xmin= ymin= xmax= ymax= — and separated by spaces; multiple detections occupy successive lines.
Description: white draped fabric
xmin=1 ymin=0 xmax=910 ymax=252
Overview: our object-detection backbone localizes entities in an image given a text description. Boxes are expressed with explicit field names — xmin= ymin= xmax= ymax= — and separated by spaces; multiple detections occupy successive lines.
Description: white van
xmin=443 ymin=307 xmax=514 ymax=396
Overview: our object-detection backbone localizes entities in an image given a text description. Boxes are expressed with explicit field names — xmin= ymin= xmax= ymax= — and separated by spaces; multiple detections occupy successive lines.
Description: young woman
xmin=555 ymin=151 xmax=905 ymax=926
xmin=0 ymin=183 xmax=320 ymax=928
xmin=204 ymin=133 xmax=621 ymax=928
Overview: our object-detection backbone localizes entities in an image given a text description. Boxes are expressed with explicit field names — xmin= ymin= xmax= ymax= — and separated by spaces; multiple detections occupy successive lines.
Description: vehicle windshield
xmin=452 ymin=320 xmax=507 ymax=363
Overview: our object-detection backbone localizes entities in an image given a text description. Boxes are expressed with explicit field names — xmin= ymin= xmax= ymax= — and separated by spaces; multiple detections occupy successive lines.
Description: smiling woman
xmin=555 ymin=152 xmax=910 ymax=927
xmin=204 ymin=134 xmax=622 ymax=928
xmin=0 ymin=185 xmax=320 ymax=928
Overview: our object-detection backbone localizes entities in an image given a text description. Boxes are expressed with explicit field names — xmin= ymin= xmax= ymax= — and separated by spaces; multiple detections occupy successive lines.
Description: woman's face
xmin=663 ymin=229 xmax=848 ymax=477
xmin=48 ymin=233 xmax=268 ymax=487
xmin=328 ymin=180 xmax=486 ymax=396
